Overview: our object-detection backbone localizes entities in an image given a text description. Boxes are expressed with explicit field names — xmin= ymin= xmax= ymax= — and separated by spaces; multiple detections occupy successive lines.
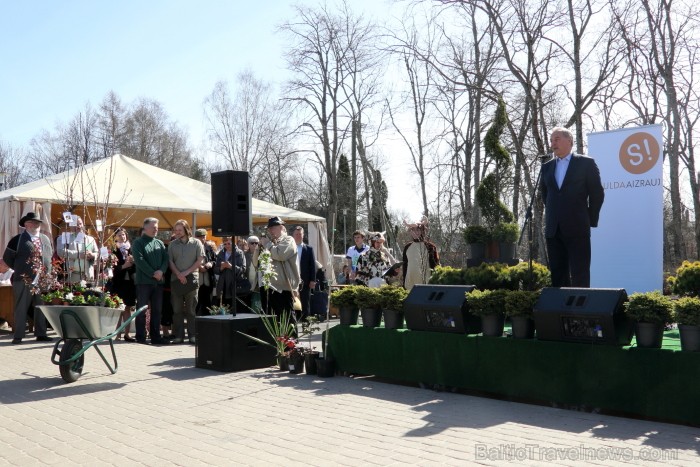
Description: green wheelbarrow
xmin=37 ymin=305 xmax=147 ymax=383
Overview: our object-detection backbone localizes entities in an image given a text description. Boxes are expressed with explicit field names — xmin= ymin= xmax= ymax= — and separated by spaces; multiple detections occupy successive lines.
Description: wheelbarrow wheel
xmin=59 ymin=339 xmax=84 ymax=383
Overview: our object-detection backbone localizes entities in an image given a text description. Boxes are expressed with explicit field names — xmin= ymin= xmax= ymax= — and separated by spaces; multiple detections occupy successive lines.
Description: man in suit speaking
xmin=540 ymin=127 xmax=605 ymax=287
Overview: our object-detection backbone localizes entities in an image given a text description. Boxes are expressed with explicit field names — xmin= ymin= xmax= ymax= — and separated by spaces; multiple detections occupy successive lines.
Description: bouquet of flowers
xmin=257 ymin=249 xmax=277 ymax=290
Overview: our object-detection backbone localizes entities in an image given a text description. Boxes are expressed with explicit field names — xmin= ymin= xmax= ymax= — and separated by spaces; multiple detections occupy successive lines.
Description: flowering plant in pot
xmin=504 ymin=290 xmax=539 ymax=339
xmin=625 ymin=291 xmax=673 ymax=349
xmin=330 ymin=285 xmax=360 ymax=325
xmin=465 ymin=289 xmax=509 ymax=337
xmin=377 ymin=285 xmax=408 ymax=329
xmin=353 ymin=286 xmax=382 ymax=328
xmin=673 ymin=296 xmax=700 ymax=352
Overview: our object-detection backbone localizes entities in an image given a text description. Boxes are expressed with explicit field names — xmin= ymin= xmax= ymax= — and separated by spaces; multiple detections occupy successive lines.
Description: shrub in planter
xmin=670 ymin=261 xmax=700 ymax=297
xmin=504 ymin=290 xmax=539 ymax=339
xmin=493 ymin=222 xmax=519 ymax=243
xmin=674 ymin=296 xmax=700 ymax=352
xmin=377 ymin=285 xmax=408 ymax=311
xmin=625 ymin=291 xmax=673 ymax=349
xmin=354 ymin=287 xmax=381 ymax=310
xmin=463 ymin=225 xmax=491 ymax=244
xmin=504 ymin=290 xmax=539 ymax=318
xmin=330 ymin=285 xmax=359 ymax=309
xmin=465 ymin=289 xmax=508 ymax=337
xmin=377 ymin=285 xmax=409 ymax=330
xmin=625 ymin=291 xmax=673 ymax=324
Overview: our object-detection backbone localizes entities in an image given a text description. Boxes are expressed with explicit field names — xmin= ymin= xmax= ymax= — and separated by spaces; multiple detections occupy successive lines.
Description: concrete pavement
xmin=0 ymin=329 xmax=698 ymax=466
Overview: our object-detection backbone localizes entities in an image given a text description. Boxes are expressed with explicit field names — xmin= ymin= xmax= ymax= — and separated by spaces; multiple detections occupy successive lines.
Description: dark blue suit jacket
xmin=540 ymin=154 xmax=605 ymax=238
xmin=298 ymin=243 xmax=316 ymax=286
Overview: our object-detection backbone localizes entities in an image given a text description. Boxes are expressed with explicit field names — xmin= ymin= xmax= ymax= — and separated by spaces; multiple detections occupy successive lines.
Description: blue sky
xmin=0 ymin=0 xmax=423 ymax=219
xmin=0 ymin=0 xmax=391 ymax=147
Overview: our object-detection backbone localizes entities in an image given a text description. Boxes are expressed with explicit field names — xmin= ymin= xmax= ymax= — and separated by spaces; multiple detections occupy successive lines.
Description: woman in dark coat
xmin=112 ymin=228 xmax=137 ymax=341
xmin=213 ymin=236 xmax=246 ymax=310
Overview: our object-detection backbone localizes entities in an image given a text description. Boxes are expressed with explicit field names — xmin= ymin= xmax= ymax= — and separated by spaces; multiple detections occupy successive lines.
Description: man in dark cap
xmin=2 ymin=212 xmax=54 ymax=344
xmin=251 ymin=217 xmax=300 ymax=318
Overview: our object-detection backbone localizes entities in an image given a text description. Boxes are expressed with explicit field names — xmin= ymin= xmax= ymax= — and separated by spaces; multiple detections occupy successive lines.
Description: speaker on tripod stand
xmin=211 ymin=170 xmax=251 ymax=237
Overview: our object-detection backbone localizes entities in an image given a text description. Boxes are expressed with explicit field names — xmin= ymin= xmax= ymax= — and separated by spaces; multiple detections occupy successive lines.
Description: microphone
xmin=540 ymin=153 xmax=553 ymax=163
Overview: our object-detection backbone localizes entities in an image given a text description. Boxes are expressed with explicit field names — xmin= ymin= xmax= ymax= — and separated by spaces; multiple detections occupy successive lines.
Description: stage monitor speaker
xmin=404 ymin=284 xmax=481 ymax=334
xmin=211 ymin=170 xmax=251 ymax=237
xmin=195 ymin=314 xmax=276 ymax=372
xmin=533 ymin=287 xmax=632 ymax=345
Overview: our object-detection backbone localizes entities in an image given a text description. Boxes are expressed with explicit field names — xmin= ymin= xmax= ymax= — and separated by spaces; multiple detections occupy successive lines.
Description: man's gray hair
xmin=551 ymin=126 xmax=574 ymax=144
xmin=143 ymin=217 xmax=159 ymax=227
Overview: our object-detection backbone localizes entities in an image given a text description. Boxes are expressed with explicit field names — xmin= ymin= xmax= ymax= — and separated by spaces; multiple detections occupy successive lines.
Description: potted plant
xmin=354 ymin=286 xmax=382 ymax=328
xmin=377 ymin=285 xmax=408 ymax=329
xmin=493 ymin=222 xmax=519 ymax=262
xmin=625 ymin=291 xmax=673 ymax=349
xmin=235 ymin=308 xmax=296 ymax=370
xmin=315 ymin=303 xmax=335 ymax=378
xmin=299 ymin=316 xmax=321 ymax=374
xmin=673 ymin=296 xmax=700 ymax=351
xmin=330 ymin=285 xmax=359 ymax=325
xmin=504 ymin=290 xmax=539 ymax=339
xmin=669 ymin=260 xmax=700 ymax=296
xmin=464 ymin=225 xmax=490 ymax=261
xmin=465 ymin=289 xmax=509 ymax=337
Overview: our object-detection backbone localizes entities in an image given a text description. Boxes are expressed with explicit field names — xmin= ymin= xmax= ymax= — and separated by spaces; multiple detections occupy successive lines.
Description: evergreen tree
xmin=335 ymin=154 xmax=353 ymax=253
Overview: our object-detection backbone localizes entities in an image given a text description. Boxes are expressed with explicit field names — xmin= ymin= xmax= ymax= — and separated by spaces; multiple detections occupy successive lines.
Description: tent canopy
xmin=0 ymin=154 xmax=324 ymax=229
xmin=0 ymin=155 xmax=332 ymax=275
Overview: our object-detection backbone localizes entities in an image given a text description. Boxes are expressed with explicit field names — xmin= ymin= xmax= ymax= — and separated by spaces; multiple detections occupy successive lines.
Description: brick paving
xmin=0 ymin=330 xmax=698 ymax=466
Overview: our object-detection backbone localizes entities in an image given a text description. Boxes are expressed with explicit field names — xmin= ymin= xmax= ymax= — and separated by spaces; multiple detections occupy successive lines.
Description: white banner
xmin=588 ymin=124 xmax=663 ymax=293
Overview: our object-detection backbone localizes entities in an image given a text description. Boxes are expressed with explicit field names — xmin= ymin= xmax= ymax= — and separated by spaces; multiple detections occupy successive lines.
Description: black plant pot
xmin=361 ymin=307 xmax=382 ymax=328
xmin=469 ymin=243 xmax=486 ymax=260
xmin=304 ymin=351 xmax=320 ymax=374
xmin=288 ymin=352 xmax=305 ymax=374
xmin=678 ymin=324 xmax=700 ymax=352
xmin=498 ymin=242 xmax=517 ymax=262
xmin=276 ymin=355 xmax=289 ymax=371
xmin=634 ymin=322 xmax=664 ymax=349
xmin=339 ymin=306 xmax=359 ymax=325
xmin=315 ymin=357 xmax=335 ymax=377
xmin=481 ymin=313 xmax=505 ymax=337
xmin=510 ymin=316 xmax=535 ymax=339
xmin=383 ymin=309 xmax=404 ymax=330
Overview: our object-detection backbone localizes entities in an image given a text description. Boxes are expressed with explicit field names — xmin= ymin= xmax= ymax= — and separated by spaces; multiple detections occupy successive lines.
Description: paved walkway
xmin=0 ymin=329 xmax=698 ymax=466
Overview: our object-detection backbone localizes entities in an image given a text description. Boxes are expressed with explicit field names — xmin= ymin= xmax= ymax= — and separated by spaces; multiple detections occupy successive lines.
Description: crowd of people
xmin=1 ymin=214 xmax=332 ymax=346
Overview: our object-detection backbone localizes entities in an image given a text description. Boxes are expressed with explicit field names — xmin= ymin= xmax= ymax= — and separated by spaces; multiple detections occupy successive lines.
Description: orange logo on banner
xmin=619 ymin=132 xmax=660 ymax=174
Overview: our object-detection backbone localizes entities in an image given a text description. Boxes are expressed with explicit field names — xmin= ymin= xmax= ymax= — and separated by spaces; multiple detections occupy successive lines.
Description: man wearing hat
xmin=2 ymin=212 xmax=54 ymax=344
xmin=251 ymin=217 xmax=300 ymax=317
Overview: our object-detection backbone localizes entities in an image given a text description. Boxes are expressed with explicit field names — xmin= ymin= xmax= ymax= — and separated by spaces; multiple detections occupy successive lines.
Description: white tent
xmin=0 ymin=155 xmax=333 ymax=274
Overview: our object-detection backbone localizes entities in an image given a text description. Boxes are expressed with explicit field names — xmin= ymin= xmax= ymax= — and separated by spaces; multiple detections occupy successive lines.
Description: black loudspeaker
xmin=195 ymin=314 xmax=276 ymax=372
xmin=533 ymin=287 xmax=632 ymax=345
xmin=404 ymin=284 xmax=481 ymax=334
xmin=211 ymin=170 xmax=252 ymax=236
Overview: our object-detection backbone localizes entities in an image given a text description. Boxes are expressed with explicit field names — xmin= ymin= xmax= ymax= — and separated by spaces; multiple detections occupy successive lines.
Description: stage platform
xmin=327 ymin=325 xmax=699 ymax=426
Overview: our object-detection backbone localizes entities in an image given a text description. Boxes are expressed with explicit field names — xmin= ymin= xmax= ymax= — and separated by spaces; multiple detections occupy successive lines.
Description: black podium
xmin=195 ymin=313 xmax=276 ymax=372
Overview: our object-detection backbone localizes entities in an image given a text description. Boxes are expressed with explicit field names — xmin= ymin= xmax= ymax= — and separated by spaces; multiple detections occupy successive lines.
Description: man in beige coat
xmin=252 ymin=217 xmax=300 ymax=318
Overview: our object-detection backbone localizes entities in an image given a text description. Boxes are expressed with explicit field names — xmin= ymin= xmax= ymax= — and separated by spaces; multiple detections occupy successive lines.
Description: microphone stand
xmin=518 ymin=156 xmax=548 ymax=291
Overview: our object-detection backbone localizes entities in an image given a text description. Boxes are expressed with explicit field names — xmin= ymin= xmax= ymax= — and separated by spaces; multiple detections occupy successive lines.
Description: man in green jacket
xmin=132 ymin=217 xmax=169 ymax=345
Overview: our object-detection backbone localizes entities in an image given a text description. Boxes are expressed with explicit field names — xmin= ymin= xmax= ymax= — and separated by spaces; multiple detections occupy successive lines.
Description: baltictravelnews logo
xmin=603 ymin=131 xmax=661 ymax=190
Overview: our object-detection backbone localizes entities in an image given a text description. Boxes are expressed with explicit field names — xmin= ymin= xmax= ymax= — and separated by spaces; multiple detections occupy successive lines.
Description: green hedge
xmin=429 ymin=261 xmax=551 ymax=291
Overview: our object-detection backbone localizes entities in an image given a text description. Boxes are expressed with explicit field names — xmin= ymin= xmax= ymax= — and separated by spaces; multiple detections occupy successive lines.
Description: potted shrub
xmin=354 ymin=286 xmax=382 ymax=328
xmin=625 ymin=291 xmax=673 ymax=349
xmin=493 ymin=222 xmax=519 ymax=262
xmin=377 ymin=285 xmax=408 ymax=329
xmin=502 ymin=261 xmax=551 ymax=291
xmin=465 ymin=289 xmax=509 ymax=337
xmin=464 ymin=225 xmax=490 ymax=261
xmin=330 ymin=285 xmax=359 ymax=325
xmin=670 ymin=261 xmax=700 ymax=296
xmin=504 ymin=290 xmax=539 ymax=339
xmin=674 ymin=296 xmax=700 ymax=352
